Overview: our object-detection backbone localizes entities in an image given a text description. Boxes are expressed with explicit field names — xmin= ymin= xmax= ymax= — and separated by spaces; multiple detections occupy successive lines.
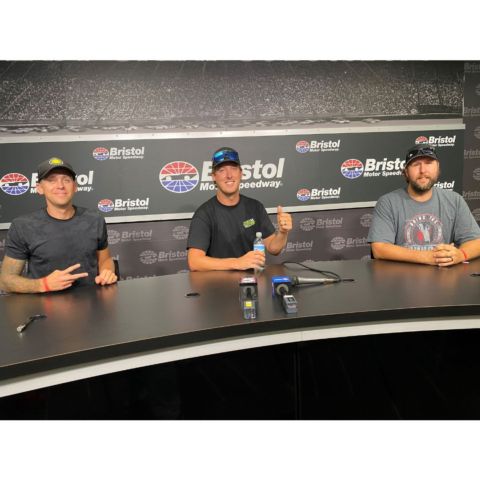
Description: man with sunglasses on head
xmin=367 ymin=144 xmax=480 ymax=266
xmin=187 ymin=147 xmax=292 ymax=271
xmin=0 ymin=157 xmax=117 ymax=293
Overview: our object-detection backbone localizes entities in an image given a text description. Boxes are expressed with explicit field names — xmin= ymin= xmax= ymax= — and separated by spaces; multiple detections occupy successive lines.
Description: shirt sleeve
xmin=187 ymin=210 xmax=212 ymax=253
xmin=367 ymin=195 xmax=397 ymax=244
xmin=258 ymin=204 xmax=275 ymax=238
xmin=97 ymin=218 xmax=109 ymax=250
xmin=452 ymin=195 xmax=480 ymax=245
xmin=5 ymin=222 xmax=29 ymax=260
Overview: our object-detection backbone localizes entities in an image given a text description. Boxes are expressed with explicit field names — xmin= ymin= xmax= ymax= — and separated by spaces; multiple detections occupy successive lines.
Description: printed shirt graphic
xmin=403 ymin=213 xmax=443 ymax=250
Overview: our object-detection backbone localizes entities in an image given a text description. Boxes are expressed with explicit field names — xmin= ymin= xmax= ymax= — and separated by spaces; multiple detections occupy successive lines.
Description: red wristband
xmin=460 ymin=248 xmax=468 ymax=262
xmin=42 ymin=277 xmax=51 ymax=293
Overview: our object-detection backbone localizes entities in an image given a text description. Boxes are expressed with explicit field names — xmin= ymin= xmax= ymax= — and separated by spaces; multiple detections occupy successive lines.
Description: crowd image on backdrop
xmin=0 ymin=61 xmax=463 ymax=134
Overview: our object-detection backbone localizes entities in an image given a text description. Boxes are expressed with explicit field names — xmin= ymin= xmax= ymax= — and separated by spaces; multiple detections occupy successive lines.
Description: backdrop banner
xmin=0 ymin=126 xmax=464 ymax=228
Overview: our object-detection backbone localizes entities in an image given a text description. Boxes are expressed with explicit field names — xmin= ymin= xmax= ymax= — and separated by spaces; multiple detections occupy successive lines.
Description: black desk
xmin=2 ymin=259 xmax=480 ymax=399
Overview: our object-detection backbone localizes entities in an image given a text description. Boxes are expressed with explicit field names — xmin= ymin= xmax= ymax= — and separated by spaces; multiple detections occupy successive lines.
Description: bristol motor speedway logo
xmin=160 ymin=158 xmax=285 ymax=193
xmin=415 ymin=135 xmax=456 ymax=147
xmin=93 ymin=147 xmax=110 ymax=161
xmin=98 ymin=199 xmax=115 ymax=213
xmin=297 ymin=187 xmax=341 ymax=201
xmin=297 ymin=189 xmax=311 ymax=201
xmin=296 ymin=141 xmax=310 ymax=153
xmin=340 ymin=157 xmax=405 ymax=179
xmin=1 ymin=171 xmax=94 ymax=195
xmin=98 ymin=198 xmax=150 ymax=213
xmin=341 ymin=159 xmax=364 ymax=179
xmin=296 ymin=139 xmax=341 ymax=153
xmin=0 ymin=173 xmax=30 ymax=195
xmin=93 ymin=146 xmax=146 ymax=160
xmin=160 ymin=162 xmax=199 ymax=193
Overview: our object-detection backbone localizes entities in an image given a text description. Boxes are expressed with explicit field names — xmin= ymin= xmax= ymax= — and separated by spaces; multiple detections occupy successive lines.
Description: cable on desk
xmin=281 ymin=261 xmax=355 ymax=283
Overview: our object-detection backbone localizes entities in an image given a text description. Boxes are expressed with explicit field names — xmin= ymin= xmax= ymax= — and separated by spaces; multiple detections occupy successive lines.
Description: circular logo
xmin=98 ymin=199 xmax=114 ymax=213
xmin=172 ymin=225 xmax=189 ymax=240
xmin=140 ymin=250 xmax=158 ymax=265
xmin=108 ymin=229 xmax=121 ymax=245
xmin=331 ymin=236 xmax=346 ymax=250
xmin=300 ymin=217 xmax=316 ymax=232
xmin=360 ymin=213 xmax=373 ymax=228
xmin=296 ymin=140 xmax=310 ymax=153
xmin=474 ymin=126 xmax=480 ymax=140
xmin=415 ymin=136 xmax=429 ymax=144
xmin=473 ymin=168 xmax=480 ymax=181
xmin=405 ymin=213 xmax=443 ymax=246
xmin=341 ymin=159 xmax=364 ymax=179
xmin=297 ymin=188 xmax=311 ymax=201
xmin=160 ymin=161 xmax=199 ymax=193
xmin=0 ymin=173 xmax=30 ymax=195
xmin=93 ymin=147 xmax=110 ymax=161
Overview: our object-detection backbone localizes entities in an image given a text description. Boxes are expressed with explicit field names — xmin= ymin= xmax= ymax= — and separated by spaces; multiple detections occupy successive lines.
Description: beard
xmin=408 ymin=175 xmax=438 ymax=194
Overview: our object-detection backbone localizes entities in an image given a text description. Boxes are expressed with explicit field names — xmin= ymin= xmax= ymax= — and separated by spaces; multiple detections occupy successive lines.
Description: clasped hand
xmin=432 ymin=244 xmax=463 ymax=267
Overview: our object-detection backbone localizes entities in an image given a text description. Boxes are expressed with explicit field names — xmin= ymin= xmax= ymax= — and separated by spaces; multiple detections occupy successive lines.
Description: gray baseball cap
xmin=405 ymin=144 xmax=439 ymax=168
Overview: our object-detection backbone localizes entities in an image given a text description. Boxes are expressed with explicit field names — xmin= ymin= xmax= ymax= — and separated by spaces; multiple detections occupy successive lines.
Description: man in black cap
xmin=0 ymin=157 xmax=117 ymax=293
xmin=368 ymin=144 xmax=480 ymax=265
xmin=187 ymin=147 xmax=292 ymax=271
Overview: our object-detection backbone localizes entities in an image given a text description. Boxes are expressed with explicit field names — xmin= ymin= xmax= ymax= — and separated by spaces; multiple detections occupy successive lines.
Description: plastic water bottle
xmin=253 ymin=231 xmax=265 ymax=274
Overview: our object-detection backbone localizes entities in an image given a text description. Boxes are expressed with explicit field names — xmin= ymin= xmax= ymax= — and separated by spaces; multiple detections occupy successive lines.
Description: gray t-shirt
xmin=367 ymin=187 xmax=480 ymax=250
xmin=5 ymin=206 xmax=108 ymax=287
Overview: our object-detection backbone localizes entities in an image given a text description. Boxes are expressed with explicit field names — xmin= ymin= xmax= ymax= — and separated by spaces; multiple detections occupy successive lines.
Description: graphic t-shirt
xmin=367 ymin=187 xmax=480 ymax=250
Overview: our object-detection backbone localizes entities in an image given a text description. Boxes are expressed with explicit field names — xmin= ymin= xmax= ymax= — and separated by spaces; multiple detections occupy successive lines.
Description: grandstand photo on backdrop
xmin=0 ymin=61 xmax=463 ymax=135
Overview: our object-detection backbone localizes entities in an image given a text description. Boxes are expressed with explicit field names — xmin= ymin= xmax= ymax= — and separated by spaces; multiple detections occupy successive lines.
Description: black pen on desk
xmin=17 ymin=314 xmax=46 ymax=333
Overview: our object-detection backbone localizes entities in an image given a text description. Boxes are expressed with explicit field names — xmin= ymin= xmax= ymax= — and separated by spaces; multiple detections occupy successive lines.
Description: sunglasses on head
xmin=212 ymin=149 xmax=239 ymax=165
xmin=407 ymin=145 xmax=436 ymax=160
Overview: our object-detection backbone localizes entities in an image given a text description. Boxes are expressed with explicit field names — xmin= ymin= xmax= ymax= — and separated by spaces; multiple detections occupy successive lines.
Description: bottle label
xmin=253 ymin=244 xmax=265 ymax=253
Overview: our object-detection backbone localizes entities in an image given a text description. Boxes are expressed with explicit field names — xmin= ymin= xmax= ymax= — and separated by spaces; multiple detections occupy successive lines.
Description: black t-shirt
xmin=5 ymin=206 xmax=108 ymax=287
xmin=187 ymin=195 xmax=275 ymax=258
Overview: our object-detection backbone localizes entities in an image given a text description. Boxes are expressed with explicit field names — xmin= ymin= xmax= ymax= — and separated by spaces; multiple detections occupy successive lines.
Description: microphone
xmin=239 ymin=277 xmax=258 ymax=320
xmin=271 ymin=275 xmax=298 ymax=314
xmin=290 ymin=276 xmax=339 ymax=285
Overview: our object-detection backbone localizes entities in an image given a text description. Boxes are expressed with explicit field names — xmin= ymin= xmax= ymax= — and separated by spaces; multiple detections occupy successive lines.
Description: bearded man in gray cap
xmin=367 ymin=144 xmax=480 ymax=266
xmin=0 ymin=157 xmax=117 ymax=293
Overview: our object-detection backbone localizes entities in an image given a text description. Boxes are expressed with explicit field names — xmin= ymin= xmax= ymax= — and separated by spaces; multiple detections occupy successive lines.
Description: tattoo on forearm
xmin=0 ymin=256 xmax=40 ymax=293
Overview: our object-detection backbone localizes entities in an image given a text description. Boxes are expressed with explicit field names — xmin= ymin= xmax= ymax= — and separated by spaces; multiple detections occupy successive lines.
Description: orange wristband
xmin=460 ymin=248 xmax=468 ymax=262
xmin=42 ymin=277 xmax=50 ymax=293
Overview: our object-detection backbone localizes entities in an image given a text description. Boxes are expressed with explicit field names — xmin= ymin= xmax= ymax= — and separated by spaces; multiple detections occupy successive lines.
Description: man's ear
xmin=36 ymin=181 xmax=44 ymax=195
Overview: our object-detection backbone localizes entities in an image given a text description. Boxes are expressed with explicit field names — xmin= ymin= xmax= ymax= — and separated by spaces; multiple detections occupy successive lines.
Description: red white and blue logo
xmin=98 ymin=199 xmax=114 ymax=213
xmin=93 ymin=147 xmax=110 ymax=161
xmin=297 ymin=188 xmax=311 ymax=201
xmin=341 ymin=159 xmax=364 ymax=179
xmin=296 ymin=140 xmax=310 ymax=153
xmin=159 ymin=162 xmax=199 ymax=193
xmin=0 ymin=173 xmax=30 ymax=195
xmin=415 ymin=136 xmax=429 ymax=145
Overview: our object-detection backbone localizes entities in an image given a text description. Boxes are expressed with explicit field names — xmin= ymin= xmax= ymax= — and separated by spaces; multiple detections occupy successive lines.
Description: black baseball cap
xmin=37 ymin=157 xmax=76 ymax=181
xmin=212 ymin=147 xmax=241 ymax=169
xmin=405 ymin=144 xmax=439 ymax=168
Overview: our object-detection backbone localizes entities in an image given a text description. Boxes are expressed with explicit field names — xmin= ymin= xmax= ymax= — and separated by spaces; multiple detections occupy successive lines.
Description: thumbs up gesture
xmin=277 ymin=205 xmax=292 ymax=234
